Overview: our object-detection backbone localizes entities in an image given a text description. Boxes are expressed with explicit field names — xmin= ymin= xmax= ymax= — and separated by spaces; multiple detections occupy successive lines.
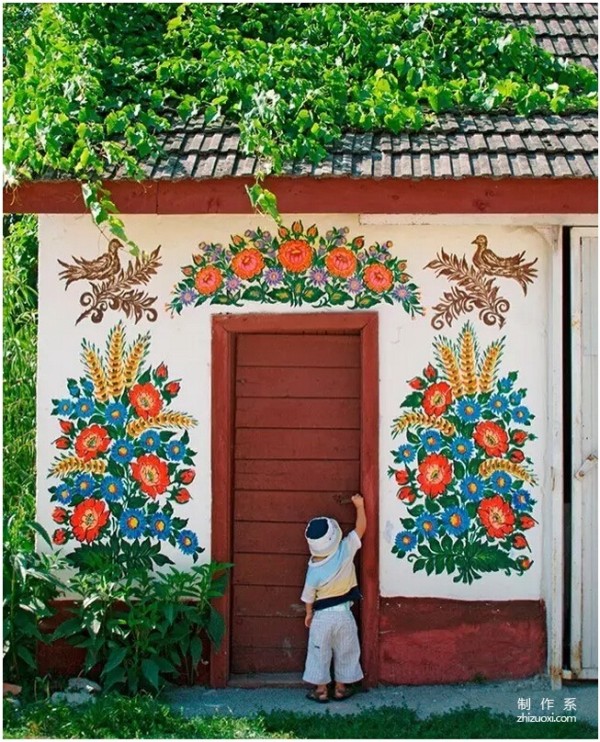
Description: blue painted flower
xmin=441 ymin=507 xmax=470 ymax=537
xmin=512 ymin=489 xmax=532 ymax=511
xmin=74 ymin=473 xmax=96 ymax=497
xmin=166 ymin=440 xmax=187 ymax=461
xmin=140 ymin=430 xmax=161 ymax=452
xmin=394 ymin=530 xmax=417 ymax=552
xmin=81 ymin=379 xmax=94 ymax=395
xmin=120 ymin=509 xmax=146 ymax=539
xmin=509 ymin=391 xmax=524 ymax=406
xmin=489 ymin=394 xmax=509 ymax=414
xmin=264 ymin=268 xmax=284 ymax=287
xmin=456 ymin=398 xmax=481 ymax=423
xmin=54 ymin=484 xmax=72 ymax=505
xmin=178 ymin=529 xmax=199 ymax=555
xmin=110 ymin=439 xmax=135 ymax=464
xmin=395 ymin=444 xmax=416 ymax=464
xmin=451 ymin=437 xmax=474 ymax=461
xmin=56 ymin=398 xmax=73 ymax=416
xmin=225 ymin=276 xmax=242 ymax=293
xmin=498 ymin=376 xmax=514 ymax=393
xmin=67 ymin=380 xmax=80 ymax=397
xmin=490 ymin=471 xmax=513 ymax=494
xmin=420 ymin=430 xmax=443 ymax=453
xmin=346 ymin=277 xmax=364 ymax=295
xmin=415 ymin=514 xmax=438 ymax=539
xmin=460 ymin=475 xmax=485 ymax=502
xmin=309 ymin=267 xmax=328 ymax=287
xmin=100 ymin=476 xmax=124 ymax=502
xmin=75 ymin=398 xmax=95 ymax=418
xmin=393 ymin=285 xmax=412 ymax=302
xmin=180 ymin=288 xmax=199 ymax=306
xmin=512 ymin=406 xmax=532 ymax=424
xmin=149 ymin=513 xmax=172 ymax=541
xmin=105 ymin=402 xmax=127 ymax=426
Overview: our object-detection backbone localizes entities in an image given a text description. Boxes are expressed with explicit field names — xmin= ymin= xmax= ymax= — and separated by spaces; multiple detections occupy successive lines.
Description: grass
xmin=3 ymin=694 xmax=597 ymax=739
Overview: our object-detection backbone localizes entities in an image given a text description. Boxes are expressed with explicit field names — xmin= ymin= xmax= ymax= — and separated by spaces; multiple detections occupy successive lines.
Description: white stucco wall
xmin=37 ymin=213 xmax=553 ymax=601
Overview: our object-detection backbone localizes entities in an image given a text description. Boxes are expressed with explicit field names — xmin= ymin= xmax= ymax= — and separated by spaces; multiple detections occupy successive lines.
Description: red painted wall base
xmin=378 ymin=597 xmax=546 ymax=685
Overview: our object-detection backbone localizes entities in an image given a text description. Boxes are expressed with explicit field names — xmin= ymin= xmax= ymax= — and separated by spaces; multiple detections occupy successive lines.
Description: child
xmin=301 ymin=493 xmax=366 ymax=703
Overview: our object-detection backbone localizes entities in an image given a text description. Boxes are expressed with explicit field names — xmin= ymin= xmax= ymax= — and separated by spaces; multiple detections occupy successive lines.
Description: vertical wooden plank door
xmin=231 ymin=332 xmax=361 ymax=676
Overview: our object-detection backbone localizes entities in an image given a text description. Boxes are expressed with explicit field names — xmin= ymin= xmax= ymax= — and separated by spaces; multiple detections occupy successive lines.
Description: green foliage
xmin=3 ymin=519 xmax=67 ymax=682
xmin=3 ymin=697 xmax=597 ymax=739
xmin=52 ymin=562 xmax=231 ymax=695
xmin=3 ymin=3 xmax=597 ymax=240
xmin=3 ymin=215 xmax=38 ymax=544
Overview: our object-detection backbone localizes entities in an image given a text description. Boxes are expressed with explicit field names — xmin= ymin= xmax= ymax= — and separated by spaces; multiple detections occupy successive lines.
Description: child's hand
xmin=351 ymin=493 xmax=364 ymax=508
xmin=305 ymin=613 xmax=313 ymax=628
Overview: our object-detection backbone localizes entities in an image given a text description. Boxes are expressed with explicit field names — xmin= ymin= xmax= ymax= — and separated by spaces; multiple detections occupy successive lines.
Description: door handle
xmin=574 ymin=453 xmax=598 ymax=480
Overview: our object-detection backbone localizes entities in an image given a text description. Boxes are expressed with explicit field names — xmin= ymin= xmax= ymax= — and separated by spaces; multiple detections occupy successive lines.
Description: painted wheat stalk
xmin=127 ymin=411 xmax=198 ymax=438
xmin=81 ymin=342 xmax=109 ymax=402
xmin=479 ymin=458 xmax=537 ymax=485
xmin=106 ymin=323 xmax=126 ymax=398
xmin=458 ymin=324 xmax=478 ymax=396
xmin=393 ymin=411 xmax=455 ymax=437
xmin=50 ymin=457 xmax=108 ymax=477
xmin=478 ymin=340 xmax=504 ymax=393
xmin=434 ymin=340 xmax=463 ymax=397
xmin=123 ymin=333 xmax=150 ymax=388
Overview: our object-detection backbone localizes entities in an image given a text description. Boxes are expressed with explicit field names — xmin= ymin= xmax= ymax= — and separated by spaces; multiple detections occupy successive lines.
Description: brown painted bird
xmin=58 ymin=239 xmax=123 ymax=288
xmin=471 ymin=234 xmax=538 ymax=295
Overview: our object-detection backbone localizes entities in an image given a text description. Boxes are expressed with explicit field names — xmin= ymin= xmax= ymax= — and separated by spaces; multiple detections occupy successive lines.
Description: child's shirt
xmin=300 ymin=530 xmax=361 ymax=607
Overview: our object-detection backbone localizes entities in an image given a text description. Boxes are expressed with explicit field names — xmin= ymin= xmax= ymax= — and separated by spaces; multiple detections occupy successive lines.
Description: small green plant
xmin=52 ymin=561 xmax=231 ymax=694
xmin=3 ymin=520 xmax=66 ymax=683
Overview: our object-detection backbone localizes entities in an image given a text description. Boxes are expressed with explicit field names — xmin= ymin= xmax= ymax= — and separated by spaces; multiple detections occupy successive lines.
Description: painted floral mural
xmin=389 ymin=323 xmax=537 ymax=584
xmin=48 ymin=322 xmax=201 ymax=572
xmin=167 ymin=221 xmax=423 ymax=315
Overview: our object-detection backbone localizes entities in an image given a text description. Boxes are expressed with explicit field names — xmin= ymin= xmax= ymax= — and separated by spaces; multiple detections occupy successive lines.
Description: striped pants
xmin=303 ymin=607 xmax=363 ymax=685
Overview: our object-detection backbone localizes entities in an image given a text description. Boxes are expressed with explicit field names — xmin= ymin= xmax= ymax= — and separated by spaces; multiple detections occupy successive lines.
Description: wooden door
xmin=231 ymin=333 xmax=361 ymax=675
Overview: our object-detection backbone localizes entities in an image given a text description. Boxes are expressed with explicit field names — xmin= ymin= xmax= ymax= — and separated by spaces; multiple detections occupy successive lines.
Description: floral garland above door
xmin=167 ymin=221 xmax=423 ymax=316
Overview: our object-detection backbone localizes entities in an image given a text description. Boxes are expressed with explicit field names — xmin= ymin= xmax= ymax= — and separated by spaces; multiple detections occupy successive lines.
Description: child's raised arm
xmin=351 ymin=494 xmax=366 ymax=539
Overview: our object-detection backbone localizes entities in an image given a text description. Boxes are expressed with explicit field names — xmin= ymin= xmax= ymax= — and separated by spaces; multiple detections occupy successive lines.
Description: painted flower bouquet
xmin=49 ymin=322 xmax=202 ymax=573
xmin=167 ymin=221 xmax=423 ymax=315
xmin=390 ymin=323 xmax=537 ymax=583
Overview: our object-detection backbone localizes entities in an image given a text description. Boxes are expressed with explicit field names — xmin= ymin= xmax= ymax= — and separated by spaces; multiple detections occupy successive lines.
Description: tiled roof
xmin=93 ymin=3 xmax=599 ymax=182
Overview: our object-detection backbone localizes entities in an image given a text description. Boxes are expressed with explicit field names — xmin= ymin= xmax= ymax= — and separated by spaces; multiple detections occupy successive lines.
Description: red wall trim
xmin=211 ymin=312 xmax=379 ymax=688
xmin=379 ymin=597 xmax=546 ymax=685
xmin=4 ymin=177 xmax=597 ymax=215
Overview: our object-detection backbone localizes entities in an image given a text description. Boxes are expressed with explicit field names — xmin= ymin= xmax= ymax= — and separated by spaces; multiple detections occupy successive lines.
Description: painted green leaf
xmin=401 ymin=392 xmax=423 ymax=408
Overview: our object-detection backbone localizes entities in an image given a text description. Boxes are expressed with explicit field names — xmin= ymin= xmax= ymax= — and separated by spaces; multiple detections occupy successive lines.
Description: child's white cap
xmin=305 ymin=517 xmax=342 ymax=558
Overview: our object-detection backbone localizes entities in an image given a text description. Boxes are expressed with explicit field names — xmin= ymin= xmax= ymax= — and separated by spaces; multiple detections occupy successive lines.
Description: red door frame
xmin=211 ymin=312 xmax=379 ymax=688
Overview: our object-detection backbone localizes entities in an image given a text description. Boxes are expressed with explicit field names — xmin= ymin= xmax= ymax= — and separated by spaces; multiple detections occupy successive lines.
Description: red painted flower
xmin=363 ymin=263 xmax=393 ymax=293
xmin=513 ymin=534 xmax=529 ymax=550
xmin=74 ymin=425 xmax=110 ymax=461
xmin=417 ymin=454 xmax=453 ymax=497
xmin=325 ymin=247 xmax=357 ymax=278
xmin=397 ymin=487 xmax=416 ymax=504
xmin=231 ymin=248 xmax=265 ymax=280
xmin=278 ymin=239 xmax=313 ymax=273
xmin=517 ymin=556 xmax=533 ymax=571
xmin=511 ymin=430 xmax=528 ymax=445
xmin=52 ymin=507 xmax=68 ymax=524
xmin=52 ymin=528 xmax=68 ymax=545
xmin=129 ymin=383 xmax=163 ymax=419
xmin=510 ymin=449 xmax=525 ymax=463
xmin=165 ymin=381 xmax=180 ymax=397
xmin=175 ymin=488 xmax=192 ymax=504
xmin=477 ymin=495 xmax=516 ymax=539
xmin=422 ymin=382 xmax=453 ymax=417
xmin=519 ymin=515 xmax=537 ymax=530
xmin=70 ymin=498 xmax=109 ymax=543
xmin=155 ymin=363 xmax=168 ymax=379
xmin=423 ymin=363 xmax=437 ymax=381
xmin=394 ymin=469 xmax=409 ymax=485
xmin=130 ymin=454 xmax=170 ymax=499
xmin=473 ymin=421 xmax=509 ymax=457
xmin=179 ymin=468 xmax=196 ymax=485
xmin=54 ymin=437 xmax=71 ymax=450
xmin=59 ymin=420 xmax=74 ymax=434
xmin=194 ymin=266 xmax=223 ymax=295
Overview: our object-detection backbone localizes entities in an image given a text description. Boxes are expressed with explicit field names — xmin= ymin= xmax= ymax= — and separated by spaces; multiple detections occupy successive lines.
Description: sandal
xmin=332 ymin=687 xmax=356 ymax=701
xmin=306 ymin=688 xmax=329 ymax=704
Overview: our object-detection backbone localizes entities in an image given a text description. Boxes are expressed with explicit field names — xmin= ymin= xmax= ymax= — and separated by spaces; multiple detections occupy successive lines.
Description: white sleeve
xmin=301 ymin=582 xmax=316 ymax=604
xmin=343 ymin=529 xmax=362 ymax=559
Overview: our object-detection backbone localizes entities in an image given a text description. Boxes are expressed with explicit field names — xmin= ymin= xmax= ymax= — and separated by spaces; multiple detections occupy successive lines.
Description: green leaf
xmin=401 ymin=392 xmax=423 ymax=408
xmin=104 ymin=646 xmax=128 ymax=674
xmin=141 ymin=658 xmax=160 ymax=689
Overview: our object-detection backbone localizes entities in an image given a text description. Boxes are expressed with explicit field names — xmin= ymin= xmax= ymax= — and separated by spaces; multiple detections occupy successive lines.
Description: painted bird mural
xmin=58 ymin=238 xmax=123 ymax=288
xmin=471 ymin=234 xmax=538 ymax=295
